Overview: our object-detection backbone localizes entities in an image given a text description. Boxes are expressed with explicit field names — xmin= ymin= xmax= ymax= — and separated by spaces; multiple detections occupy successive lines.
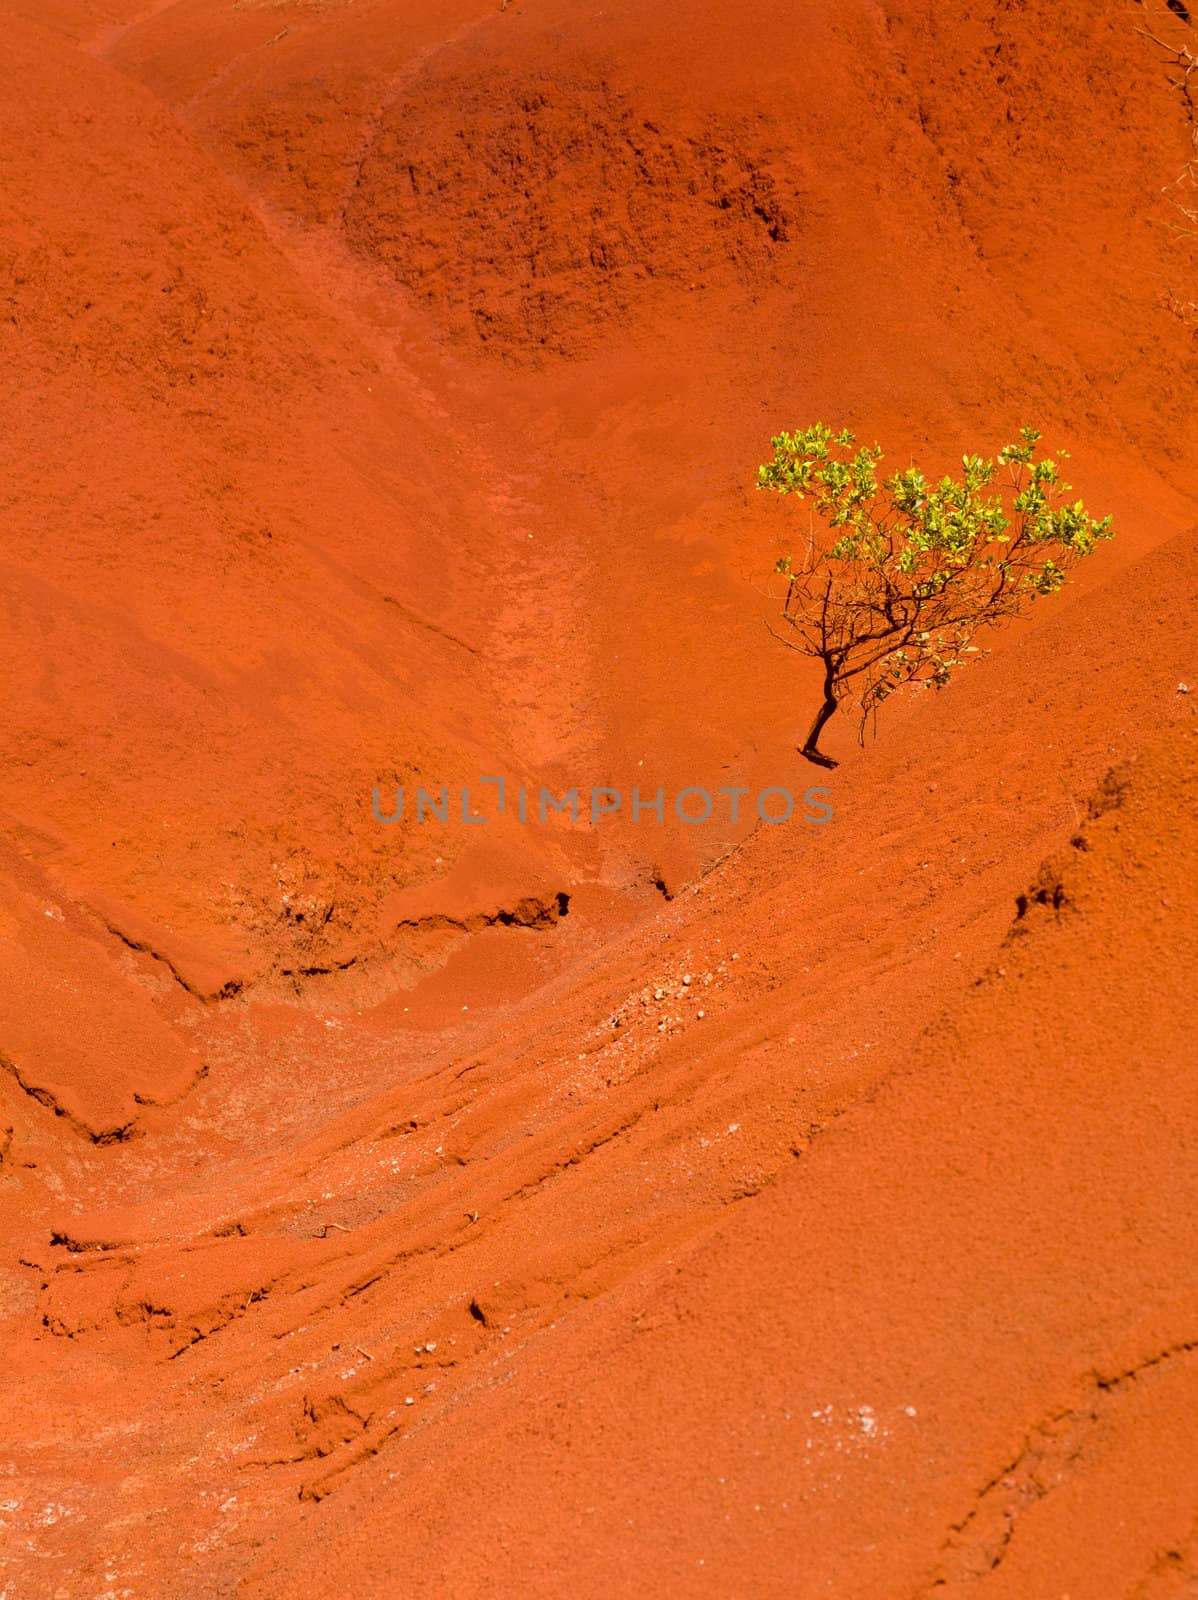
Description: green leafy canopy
xmin=758 ymin=422 xmax=1114 ymax=747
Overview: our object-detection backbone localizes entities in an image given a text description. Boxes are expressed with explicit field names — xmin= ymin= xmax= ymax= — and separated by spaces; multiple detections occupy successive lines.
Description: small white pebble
xmin=682 ymin=974 xmax=691 ymax=985
xmin=404 ymin=1396 xmax=414 ymax=1406
xmin=696 ymin=1009 xmax=705 ymax=1020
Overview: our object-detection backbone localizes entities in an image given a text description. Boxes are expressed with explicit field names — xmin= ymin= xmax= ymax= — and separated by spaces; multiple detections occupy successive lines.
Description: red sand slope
xmin=243 ymin=725 xmax=1198 ymax=1600
xmin=1 ymin=0 xmax=1196 ymax=1594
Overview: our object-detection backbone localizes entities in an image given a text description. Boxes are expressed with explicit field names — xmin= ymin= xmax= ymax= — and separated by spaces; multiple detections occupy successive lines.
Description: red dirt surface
xmin=1 ymin=0 xmax=1196 ymax=1594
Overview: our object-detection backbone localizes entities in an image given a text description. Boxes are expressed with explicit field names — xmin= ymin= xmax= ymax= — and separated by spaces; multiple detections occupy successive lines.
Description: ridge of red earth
xmin=246 ymin=716 xmax=1198 ymax=1600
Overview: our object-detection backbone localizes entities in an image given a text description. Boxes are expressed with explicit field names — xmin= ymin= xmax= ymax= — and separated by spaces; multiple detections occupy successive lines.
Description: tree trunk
xmin=800 ymin=667 xmax=840 ymax=768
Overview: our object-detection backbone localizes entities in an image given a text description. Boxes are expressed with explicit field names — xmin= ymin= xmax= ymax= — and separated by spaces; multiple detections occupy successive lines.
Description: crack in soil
xmin=919 ymin=1337 xmax=1198 ymax=1590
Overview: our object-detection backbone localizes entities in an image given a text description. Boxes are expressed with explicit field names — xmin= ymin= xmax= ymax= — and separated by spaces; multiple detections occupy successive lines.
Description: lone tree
xmin=758 ymin=424 xmax=1114 ymax=768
